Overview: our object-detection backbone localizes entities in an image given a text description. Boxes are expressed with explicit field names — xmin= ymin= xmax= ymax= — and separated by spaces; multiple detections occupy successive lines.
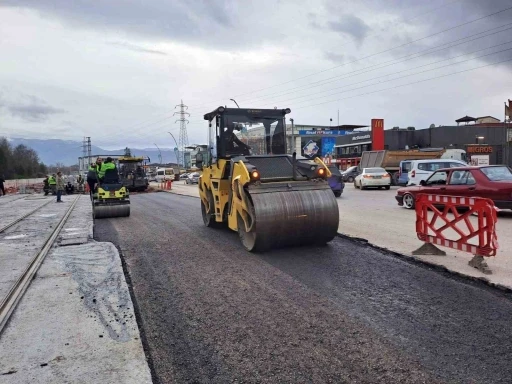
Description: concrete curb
xmin=154 ymin=188 xmax=511 ymax=294
xmin=336 ymin=232 xmax=512 ymax=294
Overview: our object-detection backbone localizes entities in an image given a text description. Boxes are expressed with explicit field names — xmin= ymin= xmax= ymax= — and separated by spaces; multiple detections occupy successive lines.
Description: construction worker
xmin=48 ymin=174 xmax=57 ymax=195
xmin=98 ymin=157 xmax=116 ymax=181
xmin=55 ymin=171 xmax=65 ymax=202
xmin=87 ymin=162 xmax=98 ymax=198
xmin=43 ymin=175 xmax=50 ymax=196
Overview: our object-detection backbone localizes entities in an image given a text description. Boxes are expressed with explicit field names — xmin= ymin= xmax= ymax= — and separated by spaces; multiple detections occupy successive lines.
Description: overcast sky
xmin=0 ymin=0 xmax=511 ymax=149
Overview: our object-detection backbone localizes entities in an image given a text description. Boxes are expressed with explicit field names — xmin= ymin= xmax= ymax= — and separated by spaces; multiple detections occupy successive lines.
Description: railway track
xmin=0 ymin=195 xmax=81 ymax=334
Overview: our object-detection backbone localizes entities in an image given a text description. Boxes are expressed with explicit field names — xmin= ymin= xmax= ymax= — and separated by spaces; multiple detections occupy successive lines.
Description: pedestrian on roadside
xmin=0 ymin=175 xmax=5 ymax=196
xmin=56 ymin=171 xmax=65 ymax=203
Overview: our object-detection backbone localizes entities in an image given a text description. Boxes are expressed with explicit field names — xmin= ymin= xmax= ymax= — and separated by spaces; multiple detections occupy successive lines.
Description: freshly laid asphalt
xmin=95 ymin=192 xmax=512 ymax=384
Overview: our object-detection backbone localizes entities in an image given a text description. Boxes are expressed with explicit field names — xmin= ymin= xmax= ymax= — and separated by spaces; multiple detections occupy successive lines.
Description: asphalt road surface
xmin=95 ymin=192 xmax=512 ymax=384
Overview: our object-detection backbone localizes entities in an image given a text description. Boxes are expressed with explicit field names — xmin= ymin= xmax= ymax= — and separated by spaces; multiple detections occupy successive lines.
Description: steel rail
xmin=0 ymin=195 xmax=81 ymax=334
xmin=0 ymin=198 xmax=53 ymax=233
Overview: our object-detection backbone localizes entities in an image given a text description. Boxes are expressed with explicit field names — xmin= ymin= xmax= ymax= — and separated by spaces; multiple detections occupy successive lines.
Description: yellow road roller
xmin=199 ymin=106 xmax=339 ymax=251
xmin=92 ymin=167 xmax=130 ymax=219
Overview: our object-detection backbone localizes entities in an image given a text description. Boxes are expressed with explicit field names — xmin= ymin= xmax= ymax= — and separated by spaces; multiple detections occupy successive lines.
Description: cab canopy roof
xmin=203 ymin=106 xmax=291 ymax=121
xmin=118 ymin=156 xmax=150 ymax=162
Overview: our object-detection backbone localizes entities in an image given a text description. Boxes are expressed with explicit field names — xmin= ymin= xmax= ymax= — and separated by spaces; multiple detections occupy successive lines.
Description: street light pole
xmin=229 ymin=99 xmax=240 ymax=108
xmin=290 ymin=118 xmax=295 ymax=155
xmin=168 ymin=132 xmax=179 ymax=166
xmin=154 ymin=143 xmax=162 ymax=165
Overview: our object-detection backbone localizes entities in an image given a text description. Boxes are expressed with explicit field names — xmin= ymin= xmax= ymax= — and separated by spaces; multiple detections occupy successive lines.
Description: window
xmin=426 ymin=171 xmax=447 ymax=185
xmin=364 ymin=167 xmax=386 ymax=174
xmin=481 ymin=166 xmax=512 ymax=181
xmin=401 ymin=162 xmax=412 ymax=172
xmin=448 ymin=162 xmax=465 ymax=168
xmin=449 ymin=171 xmax=476 ymax=185
xmin=157 ymin=171 xmax=164 ymax=176
xmin=165 ymin=169 xmax=174 ymax=175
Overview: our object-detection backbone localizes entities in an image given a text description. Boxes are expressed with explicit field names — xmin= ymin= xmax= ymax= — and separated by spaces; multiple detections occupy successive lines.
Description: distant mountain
xmin=9 ymin=138 xmax=177 ymax=166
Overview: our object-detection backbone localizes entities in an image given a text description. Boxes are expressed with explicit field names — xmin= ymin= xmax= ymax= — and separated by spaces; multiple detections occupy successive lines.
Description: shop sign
xmin=469 ymin=155 xmax=490 ymax=166
xmin=351 ymin=134 xmax=371 ymax=141
xmin=298 ymin=130 xmax=347 ymax=135
xmin=467 ymin=146 xmax=493 ymax=153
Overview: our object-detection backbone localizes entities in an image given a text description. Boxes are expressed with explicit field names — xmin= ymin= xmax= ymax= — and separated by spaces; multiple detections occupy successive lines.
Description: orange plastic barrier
xmin=159 ymin=181 xmax=172 ymax=190
xmin=415 ymin=194 xmax=498 ymax=256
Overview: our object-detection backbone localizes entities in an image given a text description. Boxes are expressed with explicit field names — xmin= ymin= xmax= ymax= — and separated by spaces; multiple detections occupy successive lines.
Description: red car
xmin=395 ymin=165 xmax=512 ymax=210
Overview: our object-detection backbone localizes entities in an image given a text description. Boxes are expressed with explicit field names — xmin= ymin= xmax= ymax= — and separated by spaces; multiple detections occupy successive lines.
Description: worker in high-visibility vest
xmin=48 ymin=174 xmax=57 ymax=195
xmin=87 ymin=163 xmax=98 ymax=198
xmin=98 ymin=157 xmax=116 ymax=181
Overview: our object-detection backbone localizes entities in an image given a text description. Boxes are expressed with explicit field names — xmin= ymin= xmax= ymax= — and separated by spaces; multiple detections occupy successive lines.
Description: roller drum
xmin=93 ymin=203 xmax=130 ymax=219
xmin=241 ymin=188 xmax=339 ymax=251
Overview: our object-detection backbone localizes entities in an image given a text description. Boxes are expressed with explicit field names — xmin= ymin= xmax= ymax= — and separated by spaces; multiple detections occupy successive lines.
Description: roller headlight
xmin=250 ymin=170 xmax=260 ymax=181
xmin=317 ymin=168 xmax=326 ymax=178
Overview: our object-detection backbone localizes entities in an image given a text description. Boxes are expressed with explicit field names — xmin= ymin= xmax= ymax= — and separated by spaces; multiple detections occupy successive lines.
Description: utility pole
xmin=174 ymin=100 xmax=190 ymax=168
xmin=87 ymin=137 xmax=92 ymax=166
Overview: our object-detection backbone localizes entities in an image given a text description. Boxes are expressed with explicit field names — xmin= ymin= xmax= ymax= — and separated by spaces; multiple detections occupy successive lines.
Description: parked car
xmin=407 ymin=159 xmax=466 ymax=186
xmin=341 ymin=166 xmax=360 ymax=182
xmin=327 ymin=165 xmax=344 ymax=197
xmin=395 ymin=165 xmax=512 ymax=210
xmin=185 ymin=172 xmax=200 ymax=184
xmin=354 ymin=167 xmax=391 ymax=190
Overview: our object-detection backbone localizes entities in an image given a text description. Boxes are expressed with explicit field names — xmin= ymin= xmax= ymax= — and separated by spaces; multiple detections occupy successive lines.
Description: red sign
xmin=371 ymin=119 xmax=384 ymax=150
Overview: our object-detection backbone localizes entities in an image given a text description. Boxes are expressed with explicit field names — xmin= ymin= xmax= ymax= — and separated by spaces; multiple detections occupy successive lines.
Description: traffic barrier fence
xmin=414 ymin=194 xmax=499 ymax=273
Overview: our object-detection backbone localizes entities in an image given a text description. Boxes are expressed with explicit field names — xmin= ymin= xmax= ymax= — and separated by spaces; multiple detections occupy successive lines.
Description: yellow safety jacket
xmin=98 ymin=162 xmax=116 ymax=178
xmin=48 ymin=176 xmax=56 ymax=185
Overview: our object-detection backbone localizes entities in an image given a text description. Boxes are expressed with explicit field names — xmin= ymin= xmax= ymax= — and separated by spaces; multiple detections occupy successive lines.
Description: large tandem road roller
xmin=199 ymin=106 xmax=339 ymax=251
xmin=92 ymin=168 xmax=130 ymax=219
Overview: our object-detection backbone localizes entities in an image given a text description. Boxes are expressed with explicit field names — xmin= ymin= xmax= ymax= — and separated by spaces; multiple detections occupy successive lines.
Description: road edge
xmin=336 ymin=233 xmax=512 ymax=294
xmin=114 ymin=243 xmax=160 ymax=384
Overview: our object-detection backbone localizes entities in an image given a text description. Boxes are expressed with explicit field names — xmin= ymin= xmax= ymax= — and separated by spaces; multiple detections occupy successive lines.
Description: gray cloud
xmin=0 ymin=0 xmax=250 ymax=49
xmin=0 ymin=94 xmax=66 ymax=122
xmin=324 ymin=52 xmax=346 ymax=64
xmin=328 ymin=15 xmax=370 ymax=45
xmin=108 ymin=41 xmax=167 ymax=56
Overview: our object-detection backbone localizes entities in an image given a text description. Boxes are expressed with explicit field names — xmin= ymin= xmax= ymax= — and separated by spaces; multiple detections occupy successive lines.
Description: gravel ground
xmin=95 ymin=193 xmax=512 ymax=384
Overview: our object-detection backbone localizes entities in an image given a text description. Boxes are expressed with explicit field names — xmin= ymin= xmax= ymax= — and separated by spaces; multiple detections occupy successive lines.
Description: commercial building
xmin=335 ymin=116 xmax=512 ymax=167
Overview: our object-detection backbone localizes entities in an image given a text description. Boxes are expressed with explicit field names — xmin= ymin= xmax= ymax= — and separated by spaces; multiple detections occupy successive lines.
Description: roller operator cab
xmin=93 ymin=165 xmax=130 ymax=219
xmin=199 ymin=106 xmax=339 ymax=252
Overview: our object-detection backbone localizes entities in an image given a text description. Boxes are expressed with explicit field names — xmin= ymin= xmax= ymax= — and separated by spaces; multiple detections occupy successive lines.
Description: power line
xmin=78 ymin=5 xmax=512 ymax=145
xmin=271 ymin=43 xmax=512 ymax=106
xmin=184 ymin=4 xmax=512 ymax=112
xmin=295 ymin=56 xmax=512 ymax=110
xmin=235 ymin=23 xmax=512 ymax=105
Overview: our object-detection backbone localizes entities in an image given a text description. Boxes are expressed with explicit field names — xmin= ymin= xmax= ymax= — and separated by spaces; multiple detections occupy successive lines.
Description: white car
xmin=407 ymin=159 xmax=466 ymax=186
xmin=354 ymin=167 xmax=391 ymax=190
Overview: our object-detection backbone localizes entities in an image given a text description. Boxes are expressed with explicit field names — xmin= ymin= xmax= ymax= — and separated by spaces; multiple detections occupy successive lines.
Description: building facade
xmin=335 ymin=123 xmax=512 ymax=166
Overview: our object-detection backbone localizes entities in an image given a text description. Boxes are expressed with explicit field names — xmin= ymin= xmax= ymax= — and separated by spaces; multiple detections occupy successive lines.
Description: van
xmin=398 ymin=160 xmax=413 ymax=186
xmin=155 ymin=168 xmax=175 ymax=182
xmin=407 ymin=159 xmax=466 ymax=186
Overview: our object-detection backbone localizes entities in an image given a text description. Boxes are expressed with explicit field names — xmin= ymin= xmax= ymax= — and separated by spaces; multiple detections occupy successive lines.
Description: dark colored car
xmin=395 ymin=165 xmax=512 ymax=210
xmin=328 ymin=165 xmax=344 ymax=197
xmin=341 ymin=166 xmax=360 ymax=182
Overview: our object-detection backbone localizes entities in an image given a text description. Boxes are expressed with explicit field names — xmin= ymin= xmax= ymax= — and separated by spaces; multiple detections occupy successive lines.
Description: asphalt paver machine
xmin=199 ymin=106 xmax=339 ymax=251
xmin=92 ymin=165 xmax=130 ymax=219
xmin=118 ymin=155 xmax=150 ymax=192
